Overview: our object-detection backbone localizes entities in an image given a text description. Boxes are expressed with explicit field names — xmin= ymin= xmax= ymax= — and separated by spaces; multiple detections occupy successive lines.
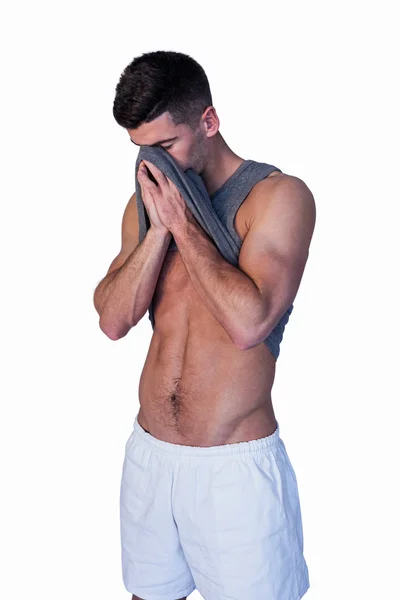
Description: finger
xmin=137 ymin=167 xmax=160 ymax=199
xmin=141 ymin=160 xmax=168 ymax=187
xmin=137 ymin=164 xmax=150 ymax=184
xmin=138 ymin=163 xmax=156 ymax=188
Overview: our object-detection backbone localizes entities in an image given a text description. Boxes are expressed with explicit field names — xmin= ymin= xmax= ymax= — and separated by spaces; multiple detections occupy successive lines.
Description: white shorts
xmin=119 ymin=414 xmax=310 ymax=600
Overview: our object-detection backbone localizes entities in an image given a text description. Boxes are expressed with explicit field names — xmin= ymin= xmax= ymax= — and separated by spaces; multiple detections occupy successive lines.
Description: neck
xmin=199 ymin=133 xmax=246 ymax=197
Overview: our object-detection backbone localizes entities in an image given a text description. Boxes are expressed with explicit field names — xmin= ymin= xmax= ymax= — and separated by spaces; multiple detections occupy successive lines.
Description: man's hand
xmin=137 ymin=161 xmax=170 ymax=233
xmin=137 ymin=159 xmax=195 ymax=234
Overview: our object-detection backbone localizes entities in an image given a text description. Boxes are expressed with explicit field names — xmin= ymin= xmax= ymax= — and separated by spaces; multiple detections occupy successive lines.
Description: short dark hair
xmin=113 ymin=50 xmax=213 ymax=132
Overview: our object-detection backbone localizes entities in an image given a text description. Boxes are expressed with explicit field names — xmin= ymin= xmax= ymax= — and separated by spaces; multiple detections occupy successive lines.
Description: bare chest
xmin=153 ymin=172 xmax=280 ymax=314
xmin=154 ymin=190 xmax=253 ymax=308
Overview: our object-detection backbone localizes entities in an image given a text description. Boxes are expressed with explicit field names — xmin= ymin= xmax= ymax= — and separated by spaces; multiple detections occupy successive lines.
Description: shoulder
xmin=251 ymin=170 xmax=312 ymax=197
xmin=242 ymin=173 xmax=316 ymax=252
xmin=249 ymin=172 xmax=315 ymax=218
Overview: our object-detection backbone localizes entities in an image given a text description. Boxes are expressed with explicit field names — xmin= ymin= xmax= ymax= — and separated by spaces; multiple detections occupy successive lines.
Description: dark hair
xmin=113 ymin=50 xmax=213 ymax=132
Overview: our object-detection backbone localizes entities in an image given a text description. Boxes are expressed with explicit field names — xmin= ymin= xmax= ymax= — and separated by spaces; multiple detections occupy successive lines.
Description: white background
xmin=1 ymin=1 xmax=399 ymax=598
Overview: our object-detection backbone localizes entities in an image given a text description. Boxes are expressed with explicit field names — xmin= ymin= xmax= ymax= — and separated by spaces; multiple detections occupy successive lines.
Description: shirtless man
xmin=94 ymin=50 xmax=316 ymax=600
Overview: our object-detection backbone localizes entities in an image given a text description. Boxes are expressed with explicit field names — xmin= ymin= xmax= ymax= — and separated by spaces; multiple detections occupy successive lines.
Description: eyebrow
xmin=130 ymin=136 xmax=178 ymax=147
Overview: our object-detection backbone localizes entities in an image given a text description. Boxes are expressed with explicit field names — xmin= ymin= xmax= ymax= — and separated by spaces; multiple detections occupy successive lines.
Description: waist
xmin=134 ymin=413 xmax=281 ymax=454
xmin=137 ymin=330 xmax=277 ymax=446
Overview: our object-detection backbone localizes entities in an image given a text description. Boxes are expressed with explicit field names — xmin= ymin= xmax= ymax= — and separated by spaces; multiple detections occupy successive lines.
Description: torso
xmin=137 ymin=169 xmax=284 ymax=447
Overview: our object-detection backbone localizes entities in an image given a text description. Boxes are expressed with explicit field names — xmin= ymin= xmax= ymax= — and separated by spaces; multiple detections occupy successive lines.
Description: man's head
xmin=113 ymin=50 xmax=219 ymax=173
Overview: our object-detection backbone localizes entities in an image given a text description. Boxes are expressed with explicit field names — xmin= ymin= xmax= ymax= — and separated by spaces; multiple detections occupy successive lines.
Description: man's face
xmin=127 ymin=111 xmax=208 ymax=174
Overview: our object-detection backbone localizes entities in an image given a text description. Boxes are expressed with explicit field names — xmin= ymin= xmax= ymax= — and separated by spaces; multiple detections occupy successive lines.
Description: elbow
xmin=233 ymin=314 xmax=271 ymax=351
xmin=231 ymin=325 xmax=254 ymax=351
xmin=103 ymin=328 xmax=122 ymax=341
xmin=99 ymin=317 xmax=134 ymax=340
xmin=99 ymin=318 xmax=118 ymax=340
xmin=240 ymin=321 xmax=273 ymax=350
xmin=235 ymin=336 xmax=260 ymax=351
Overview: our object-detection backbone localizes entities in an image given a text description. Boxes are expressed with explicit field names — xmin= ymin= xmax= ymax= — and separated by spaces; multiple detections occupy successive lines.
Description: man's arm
xmin=93 ymin=191 xmax=172 ymax=340
xmin=170 ymin=176 xmax=316 ymax=350
xmin=236 ymin=176 xmax=316 ymax=348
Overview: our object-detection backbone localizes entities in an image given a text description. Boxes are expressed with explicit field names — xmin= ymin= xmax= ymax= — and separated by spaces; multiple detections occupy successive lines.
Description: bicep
xmin=238 ymin=177 xmax=316 ymax=337
xmin=106 ymin=191 xmax=140 ymax=276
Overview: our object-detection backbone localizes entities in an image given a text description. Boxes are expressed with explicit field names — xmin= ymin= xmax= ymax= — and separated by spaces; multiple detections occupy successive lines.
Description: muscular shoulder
xmin=237 ymin=172 xmax=315 ymax=242
xmin=247 ymin=172 xmax=314 ymax=214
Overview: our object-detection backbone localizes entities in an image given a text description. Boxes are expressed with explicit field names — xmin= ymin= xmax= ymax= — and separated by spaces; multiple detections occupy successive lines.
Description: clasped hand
xmin=137 ymin=159 xmax=195 ymax=234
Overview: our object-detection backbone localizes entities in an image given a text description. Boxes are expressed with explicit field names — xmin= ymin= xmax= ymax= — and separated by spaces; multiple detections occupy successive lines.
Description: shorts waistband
xmin=132 ymin=414 xmax=281 ymax=459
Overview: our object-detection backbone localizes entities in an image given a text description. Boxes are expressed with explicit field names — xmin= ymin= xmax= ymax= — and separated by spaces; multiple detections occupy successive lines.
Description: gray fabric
xmin=134 ymin=145 xmax=293 ymax=360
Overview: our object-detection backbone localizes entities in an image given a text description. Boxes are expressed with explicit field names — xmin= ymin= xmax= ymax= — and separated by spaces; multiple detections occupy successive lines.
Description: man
xmin=93 ymin=50 xmax=316 ymax=600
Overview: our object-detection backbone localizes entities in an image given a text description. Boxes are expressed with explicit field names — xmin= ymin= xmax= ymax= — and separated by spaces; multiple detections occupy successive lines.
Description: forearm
xmin=93 ymin=270 xmax=118 ymax=315
xmin=95 ymin=227 xmax=172 ymax=339
xmin=172 ymin=219 xmax=263 ymax=347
